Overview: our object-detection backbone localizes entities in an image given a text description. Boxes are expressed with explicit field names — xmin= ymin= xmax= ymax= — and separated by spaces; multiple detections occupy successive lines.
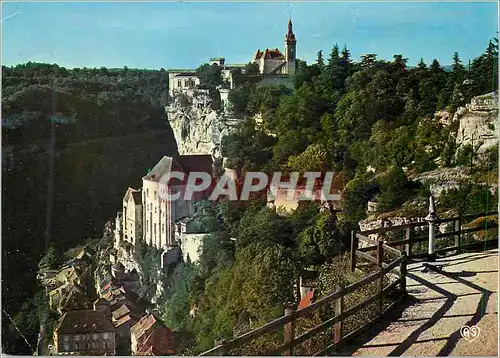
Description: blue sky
xmin=1 ymin=1 xmax=498 ymax=69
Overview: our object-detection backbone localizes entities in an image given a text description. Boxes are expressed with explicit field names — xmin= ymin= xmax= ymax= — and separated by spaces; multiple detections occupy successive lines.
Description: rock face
xmin=166 ymin=93 xmax=243 ymax=158
xmin=412 ymin=166 xmax=471 ymax=196
xmin=455 ymin=92 xmax=498 ymax=154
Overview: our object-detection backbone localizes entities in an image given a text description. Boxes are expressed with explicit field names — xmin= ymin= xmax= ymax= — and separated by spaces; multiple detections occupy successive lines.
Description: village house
xmin=122 ymin=188 xmax=143 ymax=246
xmin=130 ymin=313 xmax=175 ymax=355
xmin=53 ymin=310 xmax=116 ymax=355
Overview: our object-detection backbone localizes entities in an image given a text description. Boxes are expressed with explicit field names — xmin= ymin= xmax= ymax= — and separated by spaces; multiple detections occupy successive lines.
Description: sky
xmin=1 ymin=1 xmax=498 ymax=70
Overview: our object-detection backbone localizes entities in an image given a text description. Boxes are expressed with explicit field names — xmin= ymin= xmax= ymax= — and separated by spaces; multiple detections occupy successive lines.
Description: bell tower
xmin=284 ymin=18 xmax=296 ymax=76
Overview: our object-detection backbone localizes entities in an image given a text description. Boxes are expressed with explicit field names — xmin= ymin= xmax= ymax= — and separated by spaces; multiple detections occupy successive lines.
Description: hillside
xmin=1 ymin=63 xmax=177 ymax=354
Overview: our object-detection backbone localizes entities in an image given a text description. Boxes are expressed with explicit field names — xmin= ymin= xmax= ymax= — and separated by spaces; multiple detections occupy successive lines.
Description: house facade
xmin=53 ymin=310 xmax=116 ymax=355
xmin=122 ymin=188 xmax=143 ymax=246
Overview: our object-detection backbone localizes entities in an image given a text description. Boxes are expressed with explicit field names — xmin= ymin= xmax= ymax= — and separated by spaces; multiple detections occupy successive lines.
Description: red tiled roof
xmin=254 ymin=48 xmax=285 ymax=60
xmin=131 ymin=314 xmax=158 ymax=342
xmin=136 ymin=326 xmax=175 ymax=356
xmin=297 ymin=289 xmax=315 ymax=311
xmin=55 ymin=310 xmax=115 ymax=334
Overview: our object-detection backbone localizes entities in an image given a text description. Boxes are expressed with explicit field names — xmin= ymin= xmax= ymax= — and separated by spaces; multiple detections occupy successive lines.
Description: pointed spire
xmin=285 ymin=18 xmax=296 ymax=43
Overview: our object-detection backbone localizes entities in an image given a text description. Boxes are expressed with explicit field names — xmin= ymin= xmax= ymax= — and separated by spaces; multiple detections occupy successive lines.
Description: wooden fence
xmin=351 ymin=210 xmax=498 ymax=268
xmin=199 ymin=211 xmax=497 ymax=356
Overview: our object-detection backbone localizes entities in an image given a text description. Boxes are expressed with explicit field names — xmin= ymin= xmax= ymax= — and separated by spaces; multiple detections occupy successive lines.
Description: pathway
xmin=342 ymin=249 xmax=498 ymax=356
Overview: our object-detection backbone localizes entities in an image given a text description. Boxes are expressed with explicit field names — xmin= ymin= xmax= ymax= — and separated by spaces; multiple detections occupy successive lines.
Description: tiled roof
xmin=112 ymin=304 xmax=131 ymax=321
xmin=130 ymin=314 xmax=159 ymax=342
xmin=61 ymin=291 xmax=91 ymax=312
xmin=55 ymin=310 xmax=115 ymax=335
xmin=142 ymin=155 xmax=213 ymax=183
xmin=254 ymin=48 xmax=285 ymax=60
xmin=123 ymin=188 xmax=142 ymax=205
xmin=114 ymin=313 xmax=140 ymax=328
xmin=136 ymin=326 xmax=175 ymax=356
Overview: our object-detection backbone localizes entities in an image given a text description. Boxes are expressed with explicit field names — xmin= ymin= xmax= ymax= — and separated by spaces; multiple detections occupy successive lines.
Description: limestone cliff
xmin=166 ymin=93 xmax=243 ymax=159
xmin=455 ymin=92 xmax=498 ymax=154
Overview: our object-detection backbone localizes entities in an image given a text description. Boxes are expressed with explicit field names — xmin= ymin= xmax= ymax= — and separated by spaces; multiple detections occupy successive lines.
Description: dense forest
xmin=155 ymin=40 xmax=498 ymax=353
xmin=2 ymin=36 xmax=498 ymax=355
xmin=2 ymin=63 xmax=176 ymax=354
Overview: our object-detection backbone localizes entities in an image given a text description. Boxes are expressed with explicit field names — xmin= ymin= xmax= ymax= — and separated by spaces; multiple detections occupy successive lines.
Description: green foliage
xmin=221 ymin=118 xmax=276 ymax=172
xmin=375 ymin=166 xmax=412 ymax=212
xmin=439 ymin=183 xmax=498 ymax=214
xmin=243 ymin=62 xmax=260 ymax=75
xmin=38 ymin=246 xmax=63 ymax=271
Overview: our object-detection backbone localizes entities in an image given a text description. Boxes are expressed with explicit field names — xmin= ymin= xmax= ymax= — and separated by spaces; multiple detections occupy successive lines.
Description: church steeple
xmin=285 ymin=18 xmax=296 ymax=43
xmin=284 ymin=18 xmax=296 ymax=75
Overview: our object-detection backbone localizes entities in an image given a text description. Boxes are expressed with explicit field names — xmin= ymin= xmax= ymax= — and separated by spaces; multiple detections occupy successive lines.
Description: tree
xmin=196 ymin=63 xmax=222 ymax=88
xmin=316 ymin=50 xmax=325 ymax=68
xmin=243 ymin=62 xmax=259 ymax=75
xmin=360 ymin=53 xmax=377 ymax=68
xmin=451 ymin=52 xmax=466 ymax=84
xmin=417 ymin=57 xmax=427 ymax=70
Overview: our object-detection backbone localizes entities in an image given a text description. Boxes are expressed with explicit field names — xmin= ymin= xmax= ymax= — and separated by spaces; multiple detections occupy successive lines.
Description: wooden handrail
xmin=200 ymin=211 xmax=496 ymax=356
xmin=360 ymin=211 xmax=498 ymax=235
xmin=201 ymin=255 xmax=404 ymax=356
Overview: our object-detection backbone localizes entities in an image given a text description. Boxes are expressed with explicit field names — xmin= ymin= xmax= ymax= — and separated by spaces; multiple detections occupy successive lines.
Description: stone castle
xmin=167 ymin=19 xmax=297 ymax=98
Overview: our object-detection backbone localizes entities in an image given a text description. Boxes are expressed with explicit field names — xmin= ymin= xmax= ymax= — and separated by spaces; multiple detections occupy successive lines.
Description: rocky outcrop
xmin=166 ymin=93 xmax=243 ymax=158
xmin=412 ymin=166 xmax=471 ymax=196
xmin=455 ymin=92 xmax=498 ymax=154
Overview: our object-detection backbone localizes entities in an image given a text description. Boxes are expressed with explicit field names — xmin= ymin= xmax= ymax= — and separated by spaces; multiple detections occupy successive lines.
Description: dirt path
xmin=346 ymin=249 xmax=498 ymax=357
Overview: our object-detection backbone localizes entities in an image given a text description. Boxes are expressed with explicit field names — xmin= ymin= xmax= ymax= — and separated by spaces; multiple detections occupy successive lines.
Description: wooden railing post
xmin=399 ymin=251 xmax=407 ymax=296
xmin=350 ymin=231 xmax=358 ymax=272
xmin=377 ymin=238 xmax=384 ymax=315
xmin=454 ymin=218 xmax=462 ymax=249
xmin=404 ymin=227 xmax=412 ymax=258
xmin=283 ymin=303 xmax=296 ymax=356
xmin=333 ymin=290 xmax=344 ymax=345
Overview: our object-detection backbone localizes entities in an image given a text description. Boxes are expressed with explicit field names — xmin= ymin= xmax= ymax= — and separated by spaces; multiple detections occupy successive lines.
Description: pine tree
xmin=317 ymin=50 xmax=325 ymax=69
xmin=418 ymin=57 xmax=427 ymax=70
xmin=360 ymin=53 xmax=377 ymax=68
xmin=451 ymin=52 xmax=466 ymax=83
xmin=327 ymin=44 xmax=340 ymax=69
xmin=430 ymin=59 xmax=443 ymax=73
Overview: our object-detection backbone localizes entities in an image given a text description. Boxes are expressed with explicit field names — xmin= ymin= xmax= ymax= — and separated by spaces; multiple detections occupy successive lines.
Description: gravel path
xmin=347 ymin=249 xmax=498 ymax=357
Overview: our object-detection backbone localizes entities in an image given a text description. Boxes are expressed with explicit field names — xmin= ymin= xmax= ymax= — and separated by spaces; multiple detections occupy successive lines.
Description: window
xmin=162 ymin=224 xmax=165 ymax=233
xmin=154 ymin=224 xmax=157 ymax=236
xmin=147 ymin=188 xmax=149 ymax=197
xmin=63 ymin=335 xmax=69 ymax=342
xmin=177 ymin=80 xmax=182 ymax=87
xmin=154 ymin=190 xmax=157 ymax=200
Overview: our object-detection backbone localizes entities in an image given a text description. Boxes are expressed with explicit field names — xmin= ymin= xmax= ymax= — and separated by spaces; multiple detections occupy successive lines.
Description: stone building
xmin=168 ymin=70 xmax=200 ymax=96
xmin=167 ymin=19 xmax=297 ymax=98
xmin=122 ymin=188 xmax=143 ymax=246
xmin=53 ymin=310 xmax=116 ymax=355
xmin=252 ymin=19 xmax=296 ymax=76
xmin=141 ymin=155 xmax=213 ymax=249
